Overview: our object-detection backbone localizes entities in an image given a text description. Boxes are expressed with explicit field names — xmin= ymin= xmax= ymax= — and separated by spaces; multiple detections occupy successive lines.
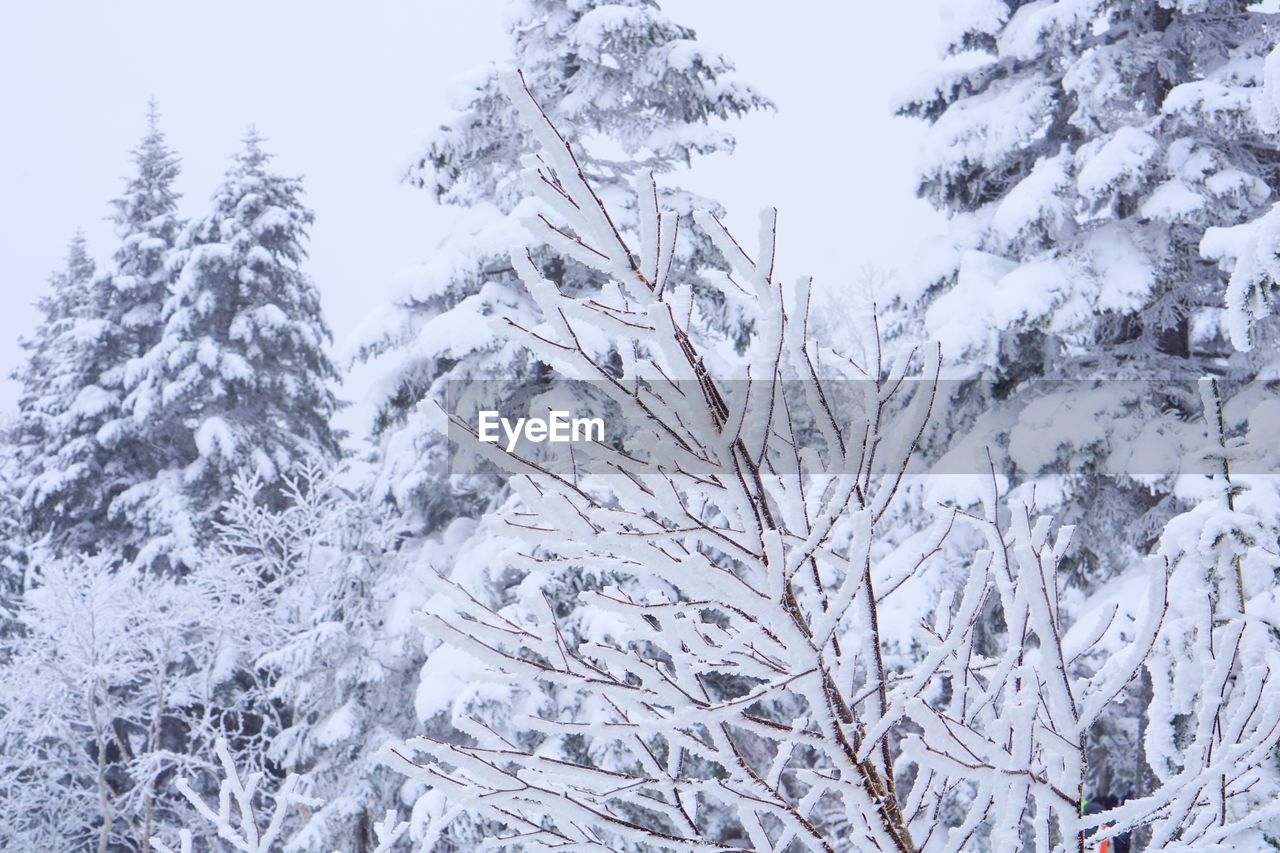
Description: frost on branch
xmin=376 ymin=72 xmax=1280 ymax=851
xmin=152 ymin=738 xmax=407 ymax=853
xmin=1134 ymin=378 xmax=1280 ymax=849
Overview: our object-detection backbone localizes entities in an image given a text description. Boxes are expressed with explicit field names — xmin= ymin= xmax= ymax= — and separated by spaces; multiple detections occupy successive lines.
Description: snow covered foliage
xmin=898 ymin=0 xmax=1280 ymax=437
xmin=376 ymin=72 xmax=1280 ymax=852
xmin=10 ymin=232 xmax=102 ymax=545
xmin=208 ymin=463 xmax=418 ymax=852
xmin=359 ymin=0 xmax=770 ymax=529
xmin=125 ymin=129 xmax=339 ymax=566
xmin=13 ymin=104 xmax=187 ymax=557
xmin=903 ymin=0 xmax=1280 ymax=366
xmin=1134 ymin=379 xmax=1280 ymax=848
xmin=0 ymin=549 xmax=271 ymax=851
xmin=152 ymin=738 xmax=408 ymax=853
xmin=91 ymin=102 xmax=191 ymax=559
xmin=0 ymin=107 xmax=349 ymax=847
xmin=0 ymin=425 xmax=25 ymax=638
xmin=898 ymin=0 xmax=1280 ymax=805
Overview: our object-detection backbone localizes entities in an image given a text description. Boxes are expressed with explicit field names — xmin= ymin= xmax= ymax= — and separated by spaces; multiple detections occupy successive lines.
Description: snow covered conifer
xmin=97 ymin=100 xmax=188 ymax=487
xmin=898 ymin=0 xmax=1280 ymax=815
xmin=898 ymin=2 xmax=1280 ymax=553
xmin=355 ymin=11 xmax=769 ymax=846
xmin=10 ymin=233 xmax=102 ymax=545
xmin=126 ymin=129 xmax=338 ymax=563
xmin=108 ymin=101 xmax=185 ymax=363
xmin=902 ymin=2 xmax=1280 ymax=370
xmin=361 ymin=0 xmax=770 ymax=527
xmin=18 ymin=104 xmax=188 ymax=557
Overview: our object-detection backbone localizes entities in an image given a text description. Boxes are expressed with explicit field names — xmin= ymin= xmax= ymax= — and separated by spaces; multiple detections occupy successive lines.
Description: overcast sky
xmin=0 ymin=1 xmax=945 ymax=418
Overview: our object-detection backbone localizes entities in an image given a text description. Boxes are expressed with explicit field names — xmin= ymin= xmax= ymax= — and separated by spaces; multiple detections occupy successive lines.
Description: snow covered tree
xmin=359 ymin=0 xmax=770 ymax=529
xmin=126 ymin=129 xmax=339 ymax=566
xmin=388 ymin=75 xmax=1280 ymax=851
xmin=92 ymin=102 xmax=190 ymax=558
xmin=204 ymin=463 xmax=416 ymax=852
xmin=896 ymin=0 xmax=1280 ymax=571
xmin=896 ymin=0 xmax=1280 ymax=805
xmin=9 ymin=232 xmax=103 ymax=546
xmin=0 ymin=550 xmax=271 ymax=851
xmin=0 ymin=419 xmax=28 ymax=657
xmin=150 ymin=737 xmax=407 ymax=853
xmin=11 ymin=104 xmax=187 ymax=558
xmin=1132 ymin=379 xmax=1280 ymax=847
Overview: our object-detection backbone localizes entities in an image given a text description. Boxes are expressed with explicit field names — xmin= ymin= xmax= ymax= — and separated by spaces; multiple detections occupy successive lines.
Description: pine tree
xmin=15 ymin=104 xmax=187 ymax=558
xmin=0 ymin=418 xmax=27 ymax=652
xmin=11 ymin=232 xmax=101 ymax=547
xmin=127 ymin=129 xmax=339 ymax=566
xmin=95 ymin=102 xmax=189 ymax=557
xmin=360 ymin=0 xmax=771 ymax=529
xmin=348 ymin=7 xmax=769 ymax=847
xmin=899 ymin=0 xmax=1279 ymax=561
xmin=897 ymin=0 xmax=1280 ymax=805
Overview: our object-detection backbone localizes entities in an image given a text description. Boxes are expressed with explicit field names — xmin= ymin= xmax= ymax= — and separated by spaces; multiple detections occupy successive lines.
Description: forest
xmin=4 ymin=2 xmax=1280 ymax=851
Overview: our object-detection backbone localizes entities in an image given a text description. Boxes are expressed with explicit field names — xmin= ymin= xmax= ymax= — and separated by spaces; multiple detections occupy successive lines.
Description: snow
xmin=919 ymin=76 xmax=1056 ymax=180
xmin=990 ymin=152 xmax=1069 ymax=245
xmin=571 ymin=5 xmax=647 ymax=51
xmin=1202 ymin=205 xmax=1280 ymax=350
xmin=1084 ymin=225 xmax=1154 ymax=312
xmin=194 ymin=415 xmax=237 ymax=461
xmin=924 ymin=250 xmax=1078 ymax=366
xmin=1256 ymin=42 xmax=1280 ymax=133
xmin=1140 ymin=179 xmax=1205 ymax=221
xmin=70 ymin=384 xmax=114 ymax=419
xmin=313 ymin=701 xmax=359 ymax=747
xmin=998 ymin=0 xmax=1106 ymax=62
xmin=936 ymin=0 xmax=1007 ymax=53
xmin=1075 ymin=126 xmax=1160 ymax=203
xmin=1007 ymin=383 xmax=1141 ymax=475
xmin=1162 ymin=80 xmax=1254 ymax=126
xmin=9 ymin=2 xmax=1280 ymax=850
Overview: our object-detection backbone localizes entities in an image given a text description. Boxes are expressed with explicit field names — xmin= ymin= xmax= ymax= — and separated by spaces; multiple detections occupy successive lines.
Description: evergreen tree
xmin=11 ymin=232 xmax=101 ymax=547
xmin=899 ymin=0 xmax=1279 ymax=572
xmin=359 ymin=0 xmax=771 ymax=529
xmin=0 ymin=418 xmax=27 ymax=653
xmin=14 ymin=104 xmax=187 ymax=558
xmin=898 ymin=0 xmax=1280 ymax=803
xmin=127 ymin=129 xmax=339 ymax=566
xmin=348 ymin=5 xmax=770 ymax=847
xmin=95 ymin=101 xmax=190 ymax=560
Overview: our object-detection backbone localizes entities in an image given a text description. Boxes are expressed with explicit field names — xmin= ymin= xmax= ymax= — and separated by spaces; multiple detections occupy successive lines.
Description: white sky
xmin=0 ymin=1 xmax=945 ymax=417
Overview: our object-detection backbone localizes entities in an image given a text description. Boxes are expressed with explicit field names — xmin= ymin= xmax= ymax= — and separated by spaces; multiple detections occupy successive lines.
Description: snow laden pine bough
xmin=385 ymin=74 xmax=1280 ymax=851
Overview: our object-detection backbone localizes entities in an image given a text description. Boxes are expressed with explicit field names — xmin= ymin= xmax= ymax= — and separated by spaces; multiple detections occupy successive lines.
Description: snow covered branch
xmin=375 ymin=70 xmax=1279 ymax=851
xmin=152 ymin=738 xmax=407 ymax=853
